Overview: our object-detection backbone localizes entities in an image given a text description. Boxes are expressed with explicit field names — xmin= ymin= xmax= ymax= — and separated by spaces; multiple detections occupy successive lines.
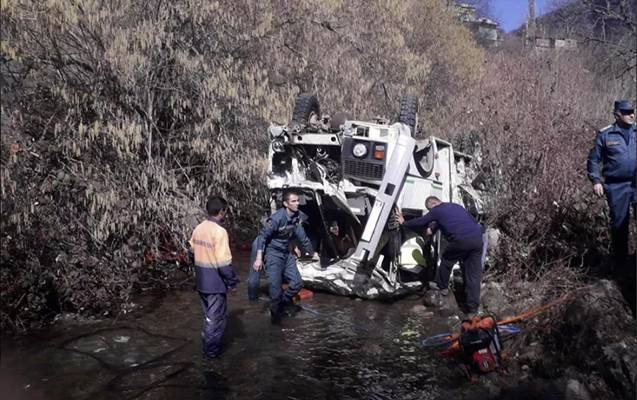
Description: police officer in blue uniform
xmin=587 ymin=100 xmax=636 ymax=268
xmin=253 ymin=190 xmax=314 ymax=324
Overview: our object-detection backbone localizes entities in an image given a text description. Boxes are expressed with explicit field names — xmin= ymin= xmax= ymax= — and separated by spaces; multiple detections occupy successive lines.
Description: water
xmin=1 ymin=251 xmax=468 ymax=400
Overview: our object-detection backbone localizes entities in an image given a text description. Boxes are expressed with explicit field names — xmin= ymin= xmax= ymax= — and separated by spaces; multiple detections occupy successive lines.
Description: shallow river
xmin=1 ymin=251 xmax=475 ymax=400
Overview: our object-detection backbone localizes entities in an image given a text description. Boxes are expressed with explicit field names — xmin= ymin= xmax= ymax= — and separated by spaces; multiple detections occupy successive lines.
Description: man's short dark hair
xmin=206 ymin=196 xmax=228 ymax=216
xmin=425 ymin=196 xmax=441 ymax=207
xmin=282 ymin=190 xmax=299 ymax=203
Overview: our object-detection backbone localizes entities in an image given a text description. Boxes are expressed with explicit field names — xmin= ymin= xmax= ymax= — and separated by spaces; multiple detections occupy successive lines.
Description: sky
xmin=489 ymin=0 xmax=550 ymax=32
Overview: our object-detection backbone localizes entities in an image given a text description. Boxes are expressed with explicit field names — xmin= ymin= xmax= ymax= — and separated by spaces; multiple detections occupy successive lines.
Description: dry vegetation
xmin=0 ymin=0 xmax=483 ymax=331
xmin=0 ymin=0 xmax=635 ymax=332
xmin=443 ymin=47 xmax=635 ymax=292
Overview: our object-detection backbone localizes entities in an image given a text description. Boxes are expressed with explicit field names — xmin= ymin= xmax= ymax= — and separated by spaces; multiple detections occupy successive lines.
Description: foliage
xmin=0 ymin=0 xmax=485 ymax=332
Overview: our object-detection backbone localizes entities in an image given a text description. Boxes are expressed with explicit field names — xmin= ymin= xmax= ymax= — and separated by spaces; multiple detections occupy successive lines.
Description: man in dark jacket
xmin=253 ymin=190 xmax=314 ymax=324
xmin=587 ymin=100 xmax=636 ymax=269
xmin=399 ymin=196 xmax=483 ymax=315
xmin=189 ymin=196 xmax=239 ymax=359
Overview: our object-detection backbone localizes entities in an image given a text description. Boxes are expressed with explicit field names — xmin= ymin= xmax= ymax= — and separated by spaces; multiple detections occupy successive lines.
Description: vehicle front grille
xmin=343 ymin=159 xmax=384 ymax=180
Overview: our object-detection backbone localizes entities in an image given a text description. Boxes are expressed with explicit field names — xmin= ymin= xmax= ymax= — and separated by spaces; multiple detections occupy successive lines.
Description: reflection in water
xmin=202 ymin=370 xmax=228 ymax=400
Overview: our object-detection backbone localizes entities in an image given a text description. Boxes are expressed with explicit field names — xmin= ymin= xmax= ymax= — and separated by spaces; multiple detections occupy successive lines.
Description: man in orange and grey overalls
xmin=189 ymin=196 xmax=239 ymax=359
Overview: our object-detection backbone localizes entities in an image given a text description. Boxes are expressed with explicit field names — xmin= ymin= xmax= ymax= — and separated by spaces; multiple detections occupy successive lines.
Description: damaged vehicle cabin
xmin=266 ymin=94 xmax=482 ymax=299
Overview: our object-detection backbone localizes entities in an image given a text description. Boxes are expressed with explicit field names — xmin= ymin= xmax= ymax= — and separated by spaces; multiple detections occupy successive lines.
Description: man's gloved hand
xmin=387 ymin=207 xmax=402 ymax=230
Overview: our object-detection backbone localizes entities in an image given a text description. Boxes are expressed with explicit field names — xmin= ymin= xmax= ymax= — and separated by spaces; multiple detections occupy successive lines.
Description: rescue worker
xmin=253 ymin=190 xmax=315 ymax=324
xmin=587 ymin=100 xmax=636 ymax=269
xmin=189 ymin=196 xmax=239 ymax=359
xmin=398 ymin=196 xmax=484 ymax=315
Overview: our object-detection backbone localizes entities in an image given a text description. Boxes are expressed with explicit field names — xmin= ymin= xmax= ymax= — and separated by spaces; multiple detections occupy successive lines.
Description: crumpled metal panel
xmin=297 ymin=258 xmax=423 ymax=299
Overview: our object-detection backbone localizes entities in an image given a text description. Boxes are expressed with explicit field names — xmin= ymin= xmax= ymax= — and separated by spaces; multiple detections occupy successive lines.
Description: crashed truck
xmin=266 ymin=94 xmax=482 ymax=299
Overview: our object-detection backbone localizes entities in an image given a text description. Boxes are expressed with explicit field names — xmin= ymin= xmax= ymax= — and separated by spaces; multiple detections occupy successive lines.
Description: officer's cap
xmin=614 ymin=100 xmax=634 ymax=111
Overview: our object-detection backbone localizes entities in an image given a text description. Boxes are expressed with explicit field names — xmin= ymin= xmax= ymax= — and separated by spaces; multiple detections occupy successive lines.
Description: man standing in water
xmin=253 ymin=190 xmax=314 ymax=324
xmin=190 ymin=196 xmax=239 ymax=359
xmin=587 ymin=100 xmax=636 ymax=271
xmin=399 ymin=196 xmax=484 ymax=316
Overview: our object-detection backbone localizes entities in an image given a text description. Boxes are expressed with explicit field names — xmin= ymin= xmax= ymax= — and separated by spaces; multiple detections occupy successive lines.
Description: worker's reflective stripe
xmin=194 ymin=260 xmax=232 ymax=269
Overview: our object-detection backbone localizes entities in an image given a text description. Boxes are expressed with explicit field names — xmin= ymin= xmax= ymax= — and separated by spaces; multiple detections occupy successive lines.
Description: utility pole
xmin=527 ymin=0 xmax=536 ymax=45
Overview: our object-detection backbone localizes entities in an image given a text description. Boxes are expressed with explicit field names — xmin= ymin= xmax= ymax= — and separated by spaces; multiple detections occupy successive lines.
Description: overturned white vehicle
xmin=266 ymin=94 xmax=482 ymax=298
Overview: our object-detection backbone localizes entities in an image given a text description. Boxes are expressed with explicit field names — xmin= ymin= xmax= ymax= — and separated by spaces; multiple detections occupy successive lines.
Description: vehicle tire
xmin=398 ymin=95 xmax=419 ymax=136
xmin=292 ymin=94 xmax=321 ymax=124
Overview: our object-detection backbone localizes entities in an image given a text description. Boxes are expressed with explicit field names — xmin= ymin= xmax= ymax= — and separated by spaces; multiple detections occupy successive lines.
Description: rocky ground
xmin=422 ymin=276 xmax=637 ymax=400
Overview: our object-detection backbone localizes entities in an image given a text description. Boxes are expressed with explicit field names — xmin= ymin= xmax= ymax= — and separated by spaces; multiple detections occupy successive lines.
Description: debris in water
xmin=113 ymin=335 xmax=130 ymax=343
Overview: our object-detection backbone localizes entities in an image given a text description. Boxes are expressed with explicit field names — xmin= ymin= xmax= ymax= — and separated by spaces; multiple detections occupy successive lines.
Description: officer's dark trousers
xmin=434 ymin=234 xmax=483 ymax=313
xmin=605 ymin=181 xmax=636 ymax=265
xmin=198 ymin=292 xmax=227 ymax=359
xmin=264 ymin=251 xmax=302 ymax=319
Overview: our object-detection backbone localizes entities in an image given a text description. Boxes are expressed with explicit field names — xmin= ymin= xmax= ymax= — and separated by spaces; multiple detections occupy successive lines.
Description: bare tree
xmin=537 ymin=0 xmax=635 ymax=79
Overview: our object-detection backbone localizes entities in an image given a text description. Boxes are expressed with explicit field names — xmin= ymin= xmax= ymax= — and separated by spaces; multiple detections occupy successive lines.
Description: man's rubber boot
xmin=282 ymin=299 xmax=302 ymax=316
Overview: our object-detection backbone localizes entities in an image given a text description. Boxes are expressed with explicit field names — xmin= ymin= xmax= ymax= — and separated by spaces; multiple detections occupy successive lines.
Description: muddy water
xmin=1 ymin=252 xmax=469 ymax=400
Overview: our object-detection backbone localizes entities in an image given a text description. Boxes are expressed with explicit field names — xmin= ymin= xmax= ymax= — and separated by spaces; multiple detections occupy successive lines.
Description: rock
xmin=422 ymin=290 xmax=443 ymax=308
xmin=486 ymin=228 xmax=500 ymax=254
xmin=409 ymin=304 xmax=434 ymax=318
xmin=565 ymin=379 xmax=591 ymax=400
xmin=560 ymin=280 xmax=637 ymax=400
xmin=408 ymin=304 xmax=427 ymax=314
xmin=480 ymin=281 xmax=515 ymax=318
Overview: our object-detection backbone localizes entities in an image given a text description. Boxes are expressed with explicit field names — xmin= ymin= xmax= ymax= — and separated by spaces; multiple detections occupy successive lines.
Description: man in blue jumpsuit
xmin=253 ymin=190 xmax=314 ymax=324
xmin=399 ymin=196 xmax=484 ymax=315
xmin=587 ymin=100 xmax=636 ymax=269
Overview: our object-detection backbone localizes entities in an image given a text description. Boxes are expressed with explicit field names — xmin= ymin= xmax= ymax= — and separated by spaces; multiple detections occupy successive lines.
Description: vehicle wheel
xmin=398 ymin=95 xmax=419 ymax=136
xmin=292 ymin=93 xmax=321 ymax=124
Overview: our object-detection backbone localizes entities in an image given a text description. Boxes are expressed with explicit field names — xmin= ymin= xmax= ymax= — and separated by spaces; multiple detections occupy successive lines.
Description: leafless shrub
xmin=0 ymin=0 xmax=486 ymax=331
xmin=438 ymin=47 xmax=634 ymax=293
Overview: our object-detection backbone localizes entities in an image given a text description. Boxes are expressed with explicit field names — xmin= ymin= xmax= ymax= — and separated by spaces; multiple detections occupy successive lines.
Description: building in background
xmin=450 ymin=2 xmax=502 ymax=48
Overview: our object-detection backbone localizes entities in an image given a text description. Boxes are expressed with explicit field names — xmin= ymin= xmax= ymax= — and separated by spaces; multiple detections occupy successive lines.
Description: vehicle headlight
xmin=352 ymin=143 xmax=368 ymax=158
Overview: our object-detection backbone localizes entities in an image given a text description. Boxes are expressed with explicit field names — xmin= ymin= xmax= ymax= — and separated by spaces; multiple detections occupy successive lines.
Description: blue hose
xmin=420 ymin=332 xmax=455 ymax=349
xmin=497 ymin=324 xmax=522 ymax=336
xmin=420 ymin=324 xmax=522 ymax=350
